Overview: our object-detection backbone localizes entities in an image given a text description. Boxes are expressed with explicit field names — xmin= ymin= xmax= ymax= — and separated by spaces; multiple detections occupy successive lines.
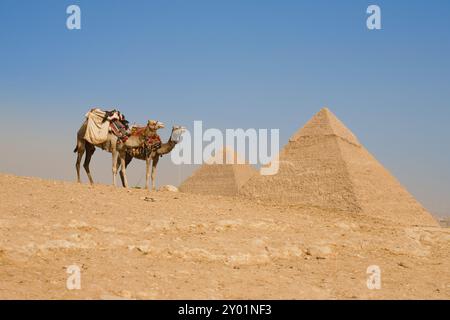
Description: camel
xmin=118 ymin=125 xmax=186 ymax=190
xmin=74 ymin=119 xmax=165 ymax=187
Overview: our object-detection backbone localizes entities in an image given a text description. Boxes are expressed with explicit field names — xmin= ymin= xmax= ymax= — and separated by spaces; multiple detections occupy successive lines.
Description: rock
xmin=159 ymin=185 xmax=179 ymax=192
xmin=305 ymin=245 xmax=332 ymax=259
xmin=136 ymin=245 xmax=151 ymax=254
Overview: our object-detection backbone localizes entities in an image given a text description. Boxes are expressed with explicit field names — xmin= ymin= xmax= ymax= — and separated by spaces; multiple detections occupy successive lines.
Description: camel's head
xmin=171 ymin=125 xmax=186 ymax=143
xmin=147 ymin=120 xmax=165 ymax=131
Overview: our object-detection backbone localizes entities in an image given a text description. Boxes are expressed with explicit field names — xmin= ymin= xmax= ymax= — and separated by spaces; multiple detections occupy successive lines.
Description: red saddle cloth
xmin=130 ymin=126 xmax=146 ymax=137
xmin=146 ymin=133 xmax=161 ymax=147
xmin=109 ymin=120 xmax=129 ymax=142
xmin=129 ymin=126 xmax=161 ymax=147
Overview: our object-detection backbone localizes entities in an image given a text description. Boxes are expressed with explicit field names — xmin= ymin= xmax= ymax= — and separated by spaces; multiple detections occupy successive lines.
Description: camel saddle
xmin=127 ymin=126 xmax=162 ymax=158
xmin=84 ymin=108 xmax=130 ymax=145
xmin=109 ymin=119 xmax=130 ymax=142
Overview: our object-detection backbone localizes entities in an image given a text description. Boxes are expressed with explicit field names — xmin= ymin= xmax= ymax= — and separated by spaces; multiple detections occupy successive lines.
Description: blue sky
xmin=0 ymin=0 xmax=449 ymax=217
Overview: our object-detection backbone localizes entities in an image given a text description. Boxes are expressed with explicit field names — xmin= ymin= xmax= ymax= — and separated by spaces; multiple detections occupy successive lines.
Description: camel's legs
xmin=119 ymin=154 xmax=133 ymax=188
xmin=119 ymin=151 xmax=129 ymax=188
xmin=145 ymin=157 xmax=151 ymax=190
xmin=83 ymin=144 xmax=95 ymax=185
xmin=151 ymin=155 xmax=160 ymax=191
xmin=75 ymin=145 xmax=85 ymax=183
xmin=112 ymin=149 xmax=119 ymax=186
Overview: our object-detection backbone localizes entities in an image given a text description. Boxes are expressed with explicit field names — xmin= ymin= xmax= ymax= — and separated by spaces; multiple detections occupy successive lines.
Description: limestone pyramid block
xmin=179 ymin=148 xmax=257 ymax=196
xmin=240 ymin=108 xmax=438 ymax=226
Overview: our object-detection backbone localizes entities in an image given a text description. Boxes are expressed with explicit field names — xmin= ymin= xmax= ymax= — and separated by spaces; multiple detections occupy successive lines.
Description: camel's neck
xmin=156 ymin=138 xmax=177 ymax=155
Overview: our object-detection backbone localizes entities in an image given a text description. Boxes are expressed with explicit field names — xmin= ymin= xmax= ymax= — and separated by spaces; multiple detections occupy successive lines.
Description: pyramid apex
xmin=318 ymin=107 xmax=339 ymax=118
xmin=290 ymin=108 xmax=360 ymax=145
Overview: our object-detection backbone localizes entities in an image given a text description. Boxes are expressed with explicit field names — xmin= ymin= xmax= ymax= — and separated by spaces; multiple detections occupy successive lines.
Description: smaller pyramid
xmin=179 ymin=148 xmax=257 ymax=196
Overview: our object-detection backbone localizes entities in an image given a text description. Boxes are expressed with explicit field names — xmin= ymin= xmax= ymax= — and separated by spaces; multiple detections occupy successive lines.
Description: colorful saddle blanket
xmin=130 ymin=126 xmax=146 ymax=137
xmin=127 ymin=126 xmax=162 ymax=158
xmin=130 ymin=126 xmax=161 ymax=145
xmin=109 ymin=120 xmax=130 ymax=142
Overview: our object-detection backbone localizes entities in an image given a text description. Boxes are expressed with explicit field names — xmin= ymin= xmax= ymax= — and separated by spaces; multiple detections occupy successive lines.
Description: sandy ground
xmin=0 ymin=173 xmax=449 ymax=299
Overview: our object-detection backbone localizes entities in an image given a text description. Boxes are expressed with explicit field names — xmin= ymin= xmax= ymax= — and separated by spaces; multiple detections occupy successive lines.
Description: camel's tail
xmin=73 ymin=146 xmax=78 ymax=153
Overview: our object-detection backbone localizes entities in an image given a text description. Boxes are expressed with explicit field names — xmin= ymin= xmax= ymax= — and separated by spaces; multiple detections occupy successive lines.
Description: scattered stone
xmin=306 ymin=245 xmax=332 ymax=259
xmin=159 ymin=185 xmax=179 ymax=192
xmin=136 ymin=245 xmax=151 ymax=254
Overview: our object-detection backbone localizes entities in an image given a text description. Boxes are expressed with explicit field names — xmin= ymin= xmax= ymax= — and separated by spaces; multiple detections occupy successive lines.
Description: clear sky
xmin=0 ymin=0 xmax=449 ymax=217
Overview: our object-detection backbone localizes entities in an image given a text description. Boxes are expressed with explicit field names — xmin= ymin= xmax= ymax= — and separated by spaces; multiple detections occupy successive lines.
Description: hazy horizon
xmin=1 ymin=0 xmax=449 ymax=217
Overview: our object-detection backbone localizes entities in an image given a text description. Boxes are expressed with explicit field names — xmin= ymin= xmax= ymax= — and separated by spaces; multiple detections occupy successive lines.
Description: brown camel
xmin=74 ymin=119 xmax=165 ymax=187
xmin=118 ymin=125 xmax=186 ymax=190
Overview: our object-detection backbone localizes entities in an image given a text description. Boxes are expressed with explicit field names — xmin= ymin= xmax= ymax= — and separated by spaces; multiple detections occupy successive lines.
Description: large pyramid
xmin=179 ymin=148 xmax=257 ymax=196
xmin=240 ymin=108 xmax=438 ymax=226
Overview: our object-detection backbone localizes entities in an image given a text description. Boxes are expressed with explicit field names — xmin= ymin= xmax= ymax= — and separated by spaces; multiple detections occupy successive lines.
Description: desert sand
xmin=1 ymin=108 xmax=449 ymax=300
xmin=0 ymin=173 xmax=449 ymax=300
